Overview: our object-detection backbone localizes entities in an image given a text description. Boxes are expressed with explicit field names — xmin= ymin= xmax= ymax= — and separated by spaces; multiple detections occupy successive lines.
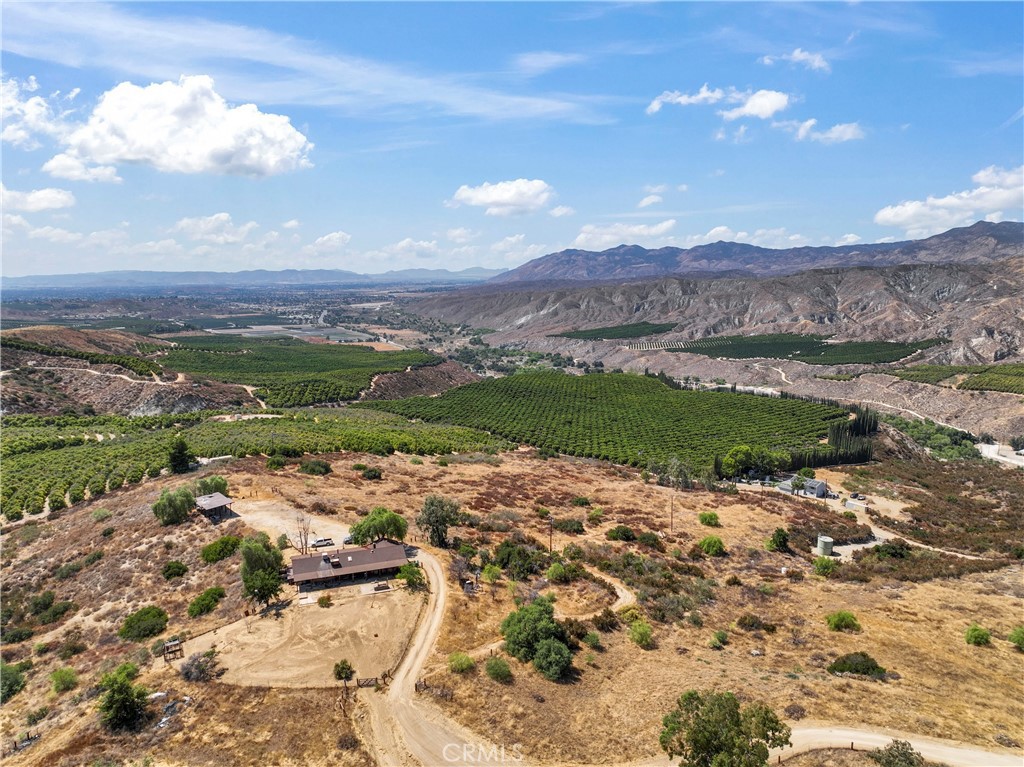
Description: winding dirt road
xmin=231 ymin=500 xmax=1021 ymax=767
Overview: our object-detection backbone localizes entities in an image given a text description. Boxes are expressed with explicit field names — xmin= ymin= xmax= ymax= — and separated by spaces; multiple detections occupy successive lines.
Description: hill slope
xmin=490 ymin=221 xmax=1023 ymax=284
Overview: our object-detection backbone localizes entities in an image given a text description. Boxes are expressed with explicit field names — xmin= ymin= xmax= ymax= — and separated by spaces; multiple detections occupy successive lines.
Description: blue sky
xmin=2 ymin=1 xmax=1021 ymax=276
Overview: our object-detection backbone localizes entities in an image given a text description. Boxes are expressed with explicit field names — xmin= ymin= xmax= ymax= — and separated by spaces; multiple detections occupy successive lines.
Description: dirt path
xmin=240 ymin=384 xmax=267 ymax=409
xmin=18 ymin=364 xmax=173 ymax=385
xmin=754 ymin=361 xmax=793 ymax=385
xmin=856 ymin=400 xmax=961 ymax=430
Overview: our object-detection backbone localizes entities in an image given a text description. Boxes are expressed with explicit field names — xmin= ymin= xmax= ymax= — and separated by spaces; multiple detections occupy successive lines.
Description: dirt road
xmin=230 ymin=498 xmax=1021 ymax=767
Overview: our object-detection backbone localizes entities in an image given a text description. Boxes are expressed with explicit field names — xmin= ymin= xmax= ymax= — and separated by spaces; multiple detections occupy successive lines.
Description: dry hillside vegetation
xmin=2 ymin=450 xmax=1021 ymax=766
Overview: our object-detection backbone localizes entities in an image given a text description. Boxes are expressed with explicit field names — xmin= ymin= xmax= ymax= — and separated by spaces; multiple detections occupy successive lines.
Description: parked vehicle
xmin=311 ymin=537 xmax=334 ymax=548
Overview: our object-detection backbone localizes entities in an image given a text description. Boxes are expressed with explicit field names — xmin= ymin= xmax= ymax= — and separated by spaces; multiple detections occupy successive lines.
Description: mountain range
xmin=0 ymin=266 xmax=507 ymax=290
xmin=488 ymin=221 xmax=1023 ymax=284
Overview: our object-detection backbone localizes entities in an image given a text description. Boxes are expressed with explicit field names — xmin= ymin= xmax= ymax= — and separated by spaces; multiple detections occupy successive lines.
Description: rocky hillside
xmin=411 ymin=260 xmax=1024 ymax=364
xmin=3 ymin=325 xmax=172 ymax=355
xmin=359 ymin=360 xmax=481 ymax=401
xmin=490 ymin=221 xmax=1023 ymax=284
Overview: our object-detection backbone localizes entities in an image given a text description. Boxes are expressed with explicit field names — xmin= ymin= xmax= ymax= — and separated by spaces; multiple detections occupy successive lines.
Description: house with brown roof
xmin=288 ymin=539 xmax=409 ymax=590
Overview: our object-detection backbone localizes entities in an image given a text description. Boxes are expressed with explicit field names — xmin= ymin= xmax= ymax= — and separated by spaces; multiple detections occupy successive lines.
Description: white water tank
xmin=816 ymin=535 xmax=834 ymax=557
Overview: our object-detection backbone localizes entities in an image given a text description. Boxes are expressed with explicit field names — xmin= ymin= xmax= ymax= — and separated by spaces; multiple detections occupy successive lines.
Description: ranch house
xmin=288 ymin=539 xmax=409 ymax=591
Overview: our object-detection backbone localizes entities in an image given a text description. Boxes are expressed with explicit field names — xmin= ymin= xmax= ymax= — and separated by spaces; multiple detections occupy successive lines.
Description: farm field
xmin=359 ymin=371 xmax=849 ymax=468
xmin=551 ymin=321 xmax=676 ymax=340
xmin=888 ymin=363 xmax=1024 ymax=394
xmin=0 ymin=410 xmax=508 ymax=520
xmin=668 ymin=333 xmax=945 ymax=365
xmin=160 ymin=335 xmax=438 ymax=406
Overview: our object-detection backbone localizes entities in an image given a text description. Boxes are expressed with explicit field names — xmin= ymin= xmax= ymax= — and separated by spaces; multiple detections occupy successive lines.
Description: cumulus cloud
xmin=45 ymin=75 xmax=312 ymax=181
xmin=385 ymin=238 xmax=440 ymax=258
xmin=512 ymin=51 xmax=587 ymax=77
xmin=1 ymin=75 xmax=65 ymax=149
xmin=644 ymin=184 xmax=669 ymax=194
xmin=549 ymin=205 xmax=575 ymax=218
xmin=646 ymin=84 xmax=724 ymax=115
xmin=665 ymin=225 xmax=808 ymax=249
xmin=172 ymin=212 xmax=258 ymax=244
xmin=761 ymin=48 xmax=831 ymax=73
xmin=41 ymin=154 xmax=121 ymax=182
xmin=446 ymin=227 xmax=478 ymax=244
xmin=1 ymin=183 xmax=76 ymax=212
xmin=302 ymin=231 xmax=352 ymax=254
xmin=573 ymin=219 xmax=677 ymax=250
xmin=775 ymin=118 xmax=865 ymax=144
xmin=719 ymin=90 xmax=789 ymax=121
xmin=834 ymin=233 xmax=862 ymax=246
xmin=637 ymin=194 xmax=662 ymax=208
xmin=491 ymin=234 xmax=526 ymax=252
xmin=449 ymin=178 xmax=555 ymax=216
xmin=28 ymin=225 xmax=82 ymax=243
xmin=281 ymin=219 xmax=301 ymax=229
xmin=874 ymin=164 xmax=1024 ymax=238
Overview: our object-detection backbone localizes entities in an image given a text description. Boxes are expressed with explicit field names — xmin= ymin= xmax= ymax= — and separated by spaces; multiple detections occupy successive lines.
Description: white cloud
xmin=874 ymin=164 xmax=1024 ymax=238
xmin=491 ymin=234 xmax=526 ymax=252
xmin=638 ymin=194 xmax=662 ymax=208
xmin=42 ymin=153 xmax=121 ymax=182
xmin=0 ymin=75 xmax=65 ymax=149
xmin=573 ymin=219 xmax=677 ymax=250
xmin=719 ymin=90 xmax=789 ymax=121
xmin=732 ymin=125 xmax=750 ymax=143
xmin=282 ymin=219 xmax=301 ymax=229
xmin=2 ymin=214 xmax=30 ymax=234
xmin=450 ymin=178 xmax=555 ymax=216
xmin=172 ymin=212 xmax=258 ymax=244
xmin=672 ymin=225 xmax=809 ymax=249
xmin=761 ymin=48 xmax=831 ymax=73
xmin=0 ymin=183 xmax=76 ymax=212
xmin=549 ymin=205 xmax=575 ymax=218
xmin=385 ymin=238 xmax=440 ymax=258
xmin=512 ymin=51 xmax=587 ymax=77
xmin=775 ymin=118 xmax=865 ymax=144
xmin=834 ymin=234 xmax=862 ymax=246
xmin=28 ymin=225 xmax=83 ymax=243
xmin=446 ymin=227 xmax=478 ymax=244
xmin=124 ymin=239 xmax=183 ymax=257
xmin=303 ymin=230 xmax=352 ymax=254
xmin=81 ymin=228 xmax=131 ymax=249
xmin=643 ymin=184 xmax=669 ymax=194
xmin=46 ymin=75 xmax=313 ymax=181
xmin=646 ymin=83 xmax=723 ymax=115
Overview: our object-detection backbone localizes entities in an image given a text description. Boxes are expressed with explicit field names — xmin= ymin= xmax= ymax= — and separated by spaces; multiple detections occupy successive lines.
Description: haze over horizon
xmin=2 ymin=1 xmax=1022 ymax=278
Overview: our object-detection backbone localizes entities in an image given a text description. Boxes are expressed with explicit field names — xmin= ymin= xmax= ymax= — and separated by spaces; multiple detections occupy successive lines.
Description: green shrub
xmin=571 ymin=496 xmax=591 ymax=507
xmin=485 ymin=656 xmax=512 ymax=683
xmin=50 ymin=667 xmax=78 ymax=693
xmin=826 ymin=611 xmax=861 ymax=632
xmin=637 ymin=531 xmax=664 ymax=551
xmin=317 ymin=594 xmax=333 ymax=608
xmin=582 ymin=631 xmax=602 ymax=650
xmin=592 ymin=608 xmax=619 ymax=632
xmin=552 ymin=518 xmax=585 ymax=535
xmin=201 ymin=535 xmax=241 ymax=564
xmin=277 ymin=534 xmax=290 ymax=550
xmin=736 ymin=614 xmax=776 ymax=633
xmin=58 ymin=636 xmax=87 ymax=660
xmin=532 ymin=638 xmax=572 ymax=680
xmin=828 ymin=652 xmax=886 ymax=678
xmin=299 ymin=458 xmax=332 ymax=476
xmin=187 ymin=587 xmax=226 ymax=618
xmin=37 ymin=601 xmax=76 ymax=625
xmin=965 ymin=623 xmax=991 ymax=646
xmin=26 ymin=706 xmax=49 ymax=726
xmin=162 ymin=561 xmax=188 ymax=580
xmin=266 ymin=455 xmax=287 ymax=470
xmin=546 ymin=562 xmax=569 ymax=583
xmin=606 ymin=525 xmax=636 ymax=542
xmin=448 ymin=652 xmax=475 ymax=673
xmin=118 ymin=606 xmax=169 ymax=641
xmin=1009 ymin=625 xmax=1024 ymax=651
xmin=697 ymin=536 xmax=725 ymax=557
xmin=102 ymin=526 xmax=115 ymax=537
xmin=766 ymin=528 xmax=790 ymax=552
xmin=725 ymin=574 xmax=742 ymax=587
xmin=333 ymin=659 xmax=354 ymax=681
xmin=708 ymin=629 xmax=729 ymax=650
xmin=92 ymin=508 xmax=112 ymax=523
xmin=813 ymin=557 xmax=839 ymax=577
xmin=698 ymin=512 xmax=720 ymax=527
xmin=83 ymin=550 xmax=104 ymax=566
xmin=587 ymin=508 xmax=603 ymax=525
xmin=869 ymin=739 xmax=925 ymax=767
xmin=195 ymin=475 xmax=228 ymax=496
xmin=352 ymin=463 xmax=368 ymax=471
xmin=98 ymin=662 xmax=149 ymax=731
xmin=29 ymin=591 xmax=56 ymax=615
xmin=361 ymin=467 xmax=383 ymax=480
xmin=152 ymin=487 xmax=195 ymax=526
xmin=629 ymin=620 xmax=654 ymax=649
xmin=409 ymin=457 xmax=423 ymax=465
xmin=0 ymin=662 xmax=27 ymax=702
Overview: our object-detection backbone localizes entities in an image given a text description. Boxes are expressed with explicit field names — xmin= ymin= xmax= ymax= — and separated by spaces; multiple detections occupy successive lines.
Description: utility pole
xmin=549 ymin=517 xmax=553 ymax=553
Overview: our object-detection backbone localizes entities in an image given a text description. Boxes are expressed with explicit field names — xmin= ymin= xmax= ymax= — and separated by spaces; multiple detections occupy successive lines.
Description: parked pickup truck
xmin=311 ymin=537 xmax=335 ymax=549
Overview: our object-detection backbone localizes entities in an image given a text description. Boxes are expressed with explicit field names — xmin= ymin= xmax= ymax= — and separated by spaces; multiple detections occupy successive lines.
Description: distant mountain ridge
xmin=1 ymin=266 xmax=507 ymax=290
xmin=489 ymin=221 xmax=1023 ymax=284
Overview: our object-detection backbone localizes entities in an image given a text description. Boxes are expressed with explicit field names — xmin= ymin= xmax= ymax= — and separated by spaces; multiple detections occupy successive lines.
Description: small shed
xmin=195 ymin=492 xmax=233 ymax=520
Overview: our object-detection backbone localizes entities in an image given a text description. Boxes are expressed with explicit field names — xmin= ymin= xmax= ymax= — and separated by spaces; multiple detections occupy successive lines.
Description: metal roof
xmin=290 ymin=540 xmax=408 ymax=584
xmin=195 ymin=492 xmax=233 ymax=511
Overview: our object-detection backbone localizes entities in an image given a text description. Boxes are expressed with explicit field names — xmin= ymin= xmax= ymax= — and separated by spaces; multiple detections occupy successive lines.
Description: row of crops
xmin=0 ymin=410 xmax=509 ymax=520
xmin=552 ymin=322 xmax=677 ymax=340
xmin=160 ymin=335 xmax=439 ymax=406
xmin=889 ymin=363 xmax=1024 ymax=394
xmin=358 ymin=371 xmax=849 ymax=469
xmin=0 ymin=336 xmax=162 ymax=377
xmin=668 ymin=333 xmax=945 ymax=365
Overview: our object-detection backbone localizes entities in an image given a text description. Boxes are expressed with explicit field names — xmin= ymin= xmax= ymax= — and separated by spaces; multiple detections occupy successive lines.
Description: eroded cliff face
xmin=410 ymin=260 xmax=1024 ymax=363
